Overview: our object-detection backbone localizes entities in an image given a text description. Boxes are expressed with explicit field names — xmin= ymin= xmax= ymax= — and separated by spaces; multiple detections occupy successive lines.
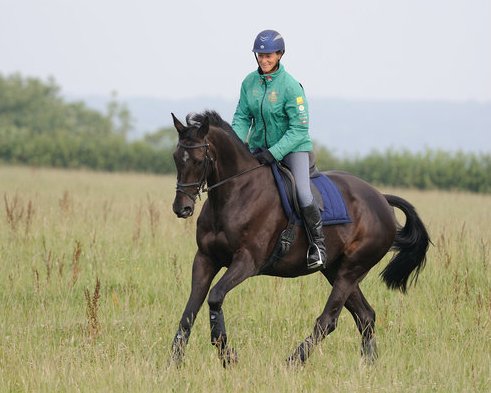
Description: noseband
xmin=175 ymin=140 xmax=264 ymax=201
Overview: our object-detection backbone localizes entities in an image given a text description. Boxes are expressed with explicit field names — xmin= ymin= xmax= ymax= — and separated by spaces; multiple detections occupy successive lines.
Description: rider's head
xmin=252 ymin=29 xmax=285 ymax=74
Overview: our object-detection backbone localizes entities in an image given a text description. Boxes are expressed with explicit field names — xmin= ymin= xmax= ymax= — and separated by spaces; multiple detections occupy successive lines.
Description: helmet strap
xmin=254 ymin=53 xmax=263 ymax=74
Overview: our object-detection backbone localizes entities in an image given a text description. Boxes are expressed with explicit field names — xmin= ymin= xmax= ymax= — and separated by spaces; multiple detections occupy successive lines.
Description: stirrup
xmin=307 ymin=259 xmax=324 ymax=270
xmin=306 ymin=244 xmax=325 ymax=270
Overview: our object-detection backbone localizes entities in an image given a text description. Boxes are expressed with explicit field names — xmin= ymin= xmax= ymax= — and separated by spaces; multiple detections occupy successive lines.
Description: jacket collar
xmin=258 ymin=63 xmax=284 ymax=82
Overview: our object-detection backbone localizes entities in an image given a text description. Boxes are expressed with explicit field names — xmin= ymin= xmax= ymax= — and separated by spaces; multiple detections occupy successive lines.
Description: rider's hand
xmin=253 ymin=149 xmax=276 ymax=165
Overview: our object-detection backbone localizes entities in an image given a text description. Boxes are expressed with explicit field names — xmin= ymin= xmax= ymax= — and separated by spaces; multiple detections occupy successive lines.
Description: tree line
xmin=1 ymin=73 xmax=490 ymax=192
xmin=0 ymin=73 xmax=175 ymax=173
xmin=315 ymin=146 xmax=491 ymax=193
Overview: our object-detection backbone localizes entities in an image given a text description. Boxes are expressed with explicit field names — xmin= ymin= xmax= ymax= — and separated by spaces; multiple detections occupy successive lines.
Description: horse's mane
xmin=186 ymin=110 xmax=249 ymax=152
xmin=186 ymin=110 xmax=232 ymax=131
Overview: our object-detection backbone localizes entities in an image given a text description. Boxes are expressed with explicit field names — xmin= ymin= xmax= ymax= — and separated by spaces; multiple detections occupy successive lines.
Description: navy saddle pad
xmin=271 ymin=163 xmax=351 ymax=226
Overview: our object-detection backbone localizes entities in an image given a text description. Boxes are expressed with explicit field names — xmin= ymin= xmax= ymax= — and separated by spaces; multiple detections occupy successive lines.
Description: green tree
xmin=106 ymin=91 xmax=133 ymax=139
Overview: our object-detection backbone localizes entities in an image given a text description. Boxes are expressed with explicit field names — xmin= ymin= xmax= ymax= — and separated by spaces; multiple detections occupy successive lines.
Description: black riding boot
xmin=301 ymin=203 xmax=327 ymax=270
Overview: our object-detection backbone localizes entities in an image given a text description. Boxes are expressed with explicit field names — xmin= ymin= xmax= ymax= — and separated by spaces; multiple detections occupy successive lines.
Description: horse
xmin=170 ymin=110 xmax=430 ymax=367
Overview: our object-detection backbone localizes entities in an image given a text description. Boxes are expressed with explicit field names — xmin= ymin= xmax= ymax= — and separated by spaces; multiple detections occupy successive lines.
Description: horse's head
xmin=171 ymin=113 xmax=212 ymax=218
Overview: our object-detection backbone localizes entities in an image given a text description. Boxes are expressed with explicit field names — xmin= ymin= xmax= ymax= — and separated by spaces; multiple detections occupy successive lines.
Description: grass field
xmin=1 ymin=166 xmax=490 ymax=392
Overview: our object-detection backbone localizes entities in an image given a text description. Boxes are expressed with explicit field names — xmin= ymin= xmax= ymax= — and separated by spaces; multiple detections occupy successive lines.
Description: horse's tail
xmin=381 ymin=194 xmax=431 ymax=293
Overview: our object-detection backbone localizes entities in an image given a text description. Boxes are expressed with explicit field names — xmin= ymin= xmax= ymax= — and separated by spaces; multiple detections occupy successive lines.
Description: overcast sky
xmin=1 ymin=0 xmax=490 ymax=102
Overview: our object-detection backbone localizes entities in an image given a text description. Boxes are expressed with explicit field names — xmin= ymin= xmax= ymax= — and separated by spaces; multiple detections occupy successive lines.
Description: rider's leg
xmin=283 ymin=152 xmax=327 ymax=269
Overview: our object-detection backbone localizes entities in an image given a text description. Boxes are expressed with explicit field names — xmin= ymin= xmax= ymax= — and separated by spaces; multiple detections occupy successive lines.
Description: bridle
xmin=175 ymin=141 xmax=212 ymax=202
xmin=175 ymin=140 xmax=263 ymax=201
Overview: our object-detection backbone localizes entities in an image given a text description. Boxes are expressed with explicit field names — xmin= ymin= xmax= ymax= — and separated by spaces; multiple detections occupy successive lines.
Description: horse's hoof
xmin=361 ymin=339 xmax=378 ymax=364
xmin=286 ymin=356 xmax=301 ymax=368
xmin=361 ymin=349 xmax=378 ymax=365
xmin=170 ymin=354 xmax=184 ymax=368
xmin=221 ymin=347 xmax=238 ymax=368
xmin=170 ymin=342 xmax=186 ymax=368
xmin=286 ymin=339 xmax=312 ymax=366
xmin=286 ymin=351 xmax=306 ymax=368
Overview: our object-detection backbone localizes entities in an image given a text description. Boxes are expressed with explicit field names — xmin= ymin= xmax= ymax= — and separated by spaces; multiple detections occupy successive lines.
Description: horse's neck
xmin=205 ymin=127 xmax=270 ymax=207
xmin=203 ymin=129 xmax=280 ymax=229
xmin=207 ymin=127 xmax=256 ymax=181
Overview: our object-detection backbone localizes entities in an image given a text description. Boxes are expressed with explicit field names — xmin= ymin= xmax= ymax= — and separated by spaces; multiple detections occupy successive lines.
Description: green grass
xmin=1 ymin=166 xmax=490 ymax=392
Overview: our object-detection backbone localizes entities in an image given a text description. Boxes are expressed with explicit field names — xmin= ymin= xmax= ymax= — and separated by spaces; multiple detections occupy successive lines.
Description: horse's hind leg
xmin=344 ymin=286 xmax=378 ymax=362
xmin=287 ymin=274 xmax=356 ymax=365
xmin=321 ymin=270 xmax=378 ymax=362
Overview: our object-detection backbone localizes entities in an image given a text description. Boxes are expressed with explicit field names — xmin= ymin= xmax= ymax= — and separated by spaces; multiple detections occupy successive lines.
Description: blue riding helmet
xmin=252 ymin=30 xmax=285 ymax=54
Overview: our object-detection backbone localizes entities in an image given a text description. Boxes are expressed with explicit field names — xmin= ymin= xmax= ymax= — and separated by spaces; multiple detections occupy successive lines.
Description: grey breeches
xmin=282 ymin=151 xmax=314 ymax=208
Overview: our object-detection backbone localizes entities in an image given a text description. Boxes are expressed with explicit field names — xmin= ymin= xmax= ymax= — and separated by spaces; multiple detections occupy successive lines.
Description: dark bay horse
xmin=170 ymin=110 xmax=430 ymax=366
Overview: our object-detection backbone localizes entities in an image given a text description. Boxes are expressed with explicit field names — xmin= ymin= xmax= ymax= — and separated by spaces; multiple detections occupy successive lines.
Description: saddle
xmin=271 ymin=160 xmax=351 ymax=226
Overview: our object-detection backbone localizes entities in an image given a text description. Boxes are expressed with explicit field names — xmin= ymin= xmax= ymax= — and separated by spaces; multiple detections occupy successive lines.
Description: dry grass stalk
xmin=146 ymin=195 xmax=160 ymax=238
xmin=59 ymin=190 xmax=72 ymax=214
xmin=102 ymin=199 xmax=112 ymax=224
xmin=132 ymin=205 xmax=142 ymax=243
xmin=84 ymin=277 xmax=101 ymax=340
xmin=71 ymin=241 xmax=82 ymax=287
xmin=171 ymin=254 xmax=182 ymax=286
xmin=58 ymin=253 xmax=65 ymax=278
xmin=4 ymin=193 xmax=24 ymax=231
xmin=33 ymin=268 xmax=40 ymax=293
xmin=480 ymin=238 xmax=488 ymax=269
xmin=45 ymin=249 xmax=53 ymax=283
xmin=24 ymin=199 xmax=34 ymax=236
xmin=437 ymin=233 xmax=452 ymax=268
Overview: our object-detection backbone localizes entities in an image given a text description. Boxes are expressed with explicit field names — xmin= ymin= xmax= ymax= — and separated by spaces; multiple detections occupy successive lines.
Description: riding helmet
xmin=252 ymin=30 xmax=285 ymax=54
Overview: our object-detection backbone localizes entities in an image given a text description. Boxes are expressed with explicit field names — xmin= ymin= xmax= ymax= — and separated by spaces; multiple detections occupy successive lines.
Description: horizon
xmin=67 ymin=93 xmax=491 ymax=156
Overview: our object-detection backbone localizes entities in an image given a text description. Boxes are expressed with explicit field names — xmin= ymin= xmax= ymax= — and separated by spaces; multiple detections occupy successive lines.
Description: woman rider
xmin=232 ymin=29 xmax=326 ymax=270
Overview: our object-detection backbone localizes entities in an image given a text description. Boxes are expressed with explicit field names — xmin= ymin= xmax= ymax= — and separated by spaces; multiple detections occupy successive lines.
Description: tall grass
xmin=0 ymin=166 xmax=489 ymax=392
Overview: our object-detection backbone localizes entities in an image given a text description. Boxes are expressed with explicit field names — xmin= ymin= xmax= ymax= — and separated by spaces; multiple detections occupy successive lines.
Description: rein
xmin=176 ymin=141 xmax=263 ymax=201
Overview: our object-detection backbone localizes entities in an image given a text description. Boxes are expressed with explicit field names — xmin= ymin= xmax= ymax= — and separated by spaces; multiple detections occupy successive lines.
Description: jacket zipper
xmin=260 ymin=78 xmax=269 ymax=148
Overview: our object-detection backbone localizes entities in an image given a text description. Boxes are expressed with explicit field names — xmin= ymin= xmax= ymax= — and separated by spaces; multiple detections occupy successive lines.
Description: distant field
xmin=0 ymin=166 xmax=490 ymax=392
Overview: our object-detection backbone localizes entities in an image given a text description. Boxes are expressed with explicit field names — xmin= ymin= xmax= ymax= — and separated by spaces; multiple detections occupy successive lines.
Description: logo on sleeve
xmin=296 ymin=96 xmax=304 ymax=105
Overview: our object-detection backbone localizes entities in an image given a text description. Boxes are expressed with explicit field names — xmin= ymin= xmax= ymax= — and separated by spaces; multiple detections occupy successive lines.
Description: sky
xmin=1 ymin=0 xmax=491 ymax=102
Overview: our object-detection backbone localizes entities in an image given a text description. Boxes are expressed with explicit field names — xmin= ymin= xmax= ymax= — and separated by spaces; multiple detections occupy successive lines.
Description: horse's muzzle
xmin=173 ymin=197 xmax=195 ymax=218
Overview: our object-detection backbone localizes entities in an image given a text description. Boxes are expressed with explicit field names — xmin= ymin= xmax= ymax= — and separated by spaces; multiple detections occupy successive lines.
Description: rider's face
xmin=257 ymin=52 xmax=282 ymax=74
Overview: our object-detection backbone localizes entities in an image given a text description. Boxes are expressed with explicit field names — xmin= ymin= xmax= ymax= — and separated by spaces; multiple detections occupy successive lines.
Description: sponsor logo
xmin=296 ymin=96 xmax=304 ymax=105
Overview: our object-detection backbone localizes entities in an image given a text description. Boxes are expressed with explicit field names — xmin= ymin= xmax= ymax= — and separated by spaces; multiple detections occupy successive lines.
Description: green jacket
xmin=232 ymin=64 xmax=313 ymax=161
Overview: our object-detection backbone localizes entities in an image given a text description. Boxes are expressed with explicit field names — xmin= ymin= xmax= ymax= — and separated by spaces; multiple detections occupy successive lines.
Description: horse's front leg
xmin=207 ymin=248 xmax=257 ymax=367
xmin=171 ymin=251 xmax=218 ymax=366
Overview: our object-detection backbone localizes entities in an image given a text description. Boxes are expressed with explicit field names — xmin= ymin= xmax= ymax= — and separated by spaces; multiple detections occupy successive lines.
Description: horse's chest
xmin=199 ymin=230 xmax=233 ymax=259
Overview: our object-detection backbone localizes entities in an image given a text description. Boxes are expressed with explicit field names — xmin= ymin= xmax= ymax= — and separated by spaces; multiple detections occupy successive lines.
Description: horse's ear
xmin=197 ymin=115 xmax=209 ymax=138
xmin=171 ymin=113 xmax=186 ymax=133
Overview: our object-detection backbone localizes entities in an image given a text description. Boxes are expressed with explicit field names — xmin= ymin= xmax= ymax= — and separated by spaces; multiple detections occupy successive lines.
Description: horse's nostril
xmin=173 ymin=199 xmax=194 ymax=218
xmin=177 ymin=206 xmax=193 ymax=218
